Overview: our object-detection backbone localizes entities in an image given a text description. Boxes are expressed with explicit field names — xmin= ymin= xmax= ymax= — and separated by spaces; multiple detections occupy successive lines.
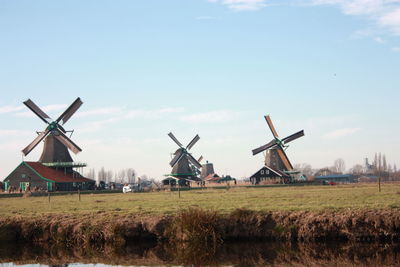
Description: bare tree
xmin=383 ymin=154 xmax=387 ymax=172
xmin=378 ymin=153 xmax=382 ymax=172
xmin=350 ymin=164 xmax=364 ymax=175
xmin=86 ymin=168 xmax=96 ymax=179
xmin=332 ymin=158 xmax=346 ymax=174
xmin=126 ymin=168 xmax=136 ymax=183
xmin=388 ymin=164 xmax=393 ymax=174
xmin=294 ymin=163 xmax=313 ymax=178
xmin=98 ymin=167 xmax=106 ymax=182
xmin=117 ymin=170 xmax=126 ymax=183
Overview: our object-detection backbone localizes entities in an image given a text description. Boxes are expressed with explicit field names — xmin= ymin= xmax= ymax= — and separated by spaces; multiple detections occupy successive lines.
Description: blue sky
xmin=0 ymin=0 xmax=399 ymax=180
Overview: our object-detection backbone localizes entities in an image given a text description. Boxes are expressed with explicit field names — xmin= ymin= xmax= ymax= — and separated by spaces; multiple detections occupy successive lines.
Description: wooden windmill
xmin=250 ymin=115 xmax=304 ymax=183
xmin=168 ymin=132 xmax=202 ymax=182
xmin=22 ymin=98 xmax=84 ymax=170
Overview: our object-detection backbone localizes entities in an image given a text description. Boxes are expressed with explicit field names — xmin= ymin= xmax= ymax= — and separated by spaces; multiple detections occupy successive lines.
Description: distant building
xmin=314 ymin=174 xmax=355 ymax=184
xmin=204 ymin=173 xmax=221 ymax=183
xmin=201 ymin=161 xmax=215 ymax=179
xmin=364 ymin=158 xmax=375 ymax=174
xmin=3 ymin=161 xmax=95 ymax=192
xmin=314 ymin=168 xmax=337 ymax=177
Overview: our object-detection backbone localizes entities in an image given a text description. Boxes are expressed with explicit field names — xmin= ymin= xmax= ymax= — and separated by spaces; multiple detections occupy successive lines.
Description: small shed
xmin=3 ymin=161 xmax=95 ymax=192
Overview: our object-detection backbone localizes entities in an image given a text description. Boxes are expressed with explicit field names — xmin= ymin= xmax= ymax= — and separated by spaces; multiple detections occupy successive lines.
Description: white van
xmin=122 ymin=184 xmax=132 ymax=193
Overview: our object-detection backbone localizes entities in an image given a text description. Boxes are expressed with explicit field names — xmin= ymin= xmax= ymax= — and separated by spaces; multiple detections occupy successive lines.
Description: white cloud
xmin=392 ymin=46 xmax=400 ymax=51
xmin=209 ymin=0 xmax=269 ymax=10
xmin=15 ymin=104 xmax=68 ymax=118
xmin=78 ymin=107 xmax=184 ymax=132
xmin=322 ymin=127 xmax=360 ymax=139
xmin=0 ymin=105 xmax=24 ymax=114
xmin=76 ymin=107 xmax=123 ymax=117
xmin=209 ymin=0 xmax=400 ymax=36
xmin=378 ymin=7 xmax=400 ymax=34
xmin=311 ymin=0 xmax=400 ymax=35
xmin=125 ymin=107 xmax=184 ymax=119
xmin=0 ymin=129 xmax=31 ymax=137
xmin=42 ymin=104 xmax=68 ymax=112
xmin=180 ymin=110 xmax=238 ymax=123
xmin=79 ymin=117 xmax=122 ymax=133
xmin=374 ymin=36 xmax=386 ymax=43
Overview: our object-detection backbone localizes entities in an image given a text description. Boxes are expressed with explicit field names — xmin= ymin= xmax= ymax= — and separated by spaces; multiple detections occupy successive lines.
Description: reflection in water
xmin=0 ymin=241 xmax=399 ymax=266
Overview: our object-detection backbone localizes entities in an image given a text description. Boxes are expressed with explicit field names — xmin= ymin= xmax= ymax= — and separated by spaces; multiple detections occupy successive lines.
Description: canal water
xmin=0 ymin=241 xmax=399 ymax=266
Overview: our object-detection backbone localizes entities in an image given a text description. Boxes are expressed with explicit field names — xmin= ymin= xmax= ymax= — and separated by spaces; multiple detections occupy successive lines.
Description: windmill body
xmin=39 ymin=135 xmax=74 ymax=164
xmin=251 ymin=115 xmax=304 ymax=184
xmin=264 ymin=149 xmax=288 ymax=171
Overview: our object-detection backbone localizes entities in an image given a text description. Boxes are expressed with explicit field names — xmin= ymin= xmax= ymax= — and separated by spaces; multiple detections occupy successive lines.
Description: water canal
xmin=0 ymin=241 xmax=399 ymax=266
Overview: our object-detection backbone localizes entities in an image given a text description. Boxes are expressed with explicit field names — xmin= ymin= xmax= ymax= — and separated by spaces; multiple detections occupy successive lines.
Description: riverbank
xmin=1 ymin=208 xmax=399 ymax=245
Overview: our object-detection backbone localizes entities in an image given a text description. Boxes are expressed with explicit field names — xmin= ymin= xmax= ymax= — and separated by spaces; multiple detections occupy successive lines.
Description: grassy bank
xmin=0 ymin=183 xmax=399 ymax=218
xmin=1 ymin=207 xmax=399 ymax=245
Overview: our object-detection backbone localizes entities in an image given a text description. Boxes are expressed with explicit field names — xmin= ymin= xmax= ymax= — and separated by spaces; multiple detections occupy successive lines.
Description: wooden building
xmin=3 ymin=161 xmax=95 ymax=192
xmin=249 ymin=166 xmax=291 ymax=184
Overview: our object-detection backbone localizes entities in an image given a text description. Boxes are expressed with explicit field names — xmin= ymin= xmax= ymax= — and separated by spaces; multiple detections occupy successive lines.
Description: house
xmin=314 ymin=174 xmax=355 ymax=184
xmin=161 ymin=176 xmax=194 ymax=187
xmin=3 ymin=161 xmax=95 ymax=192
xmin=218 ymin=175 xmax=236 ymax=184
xmin=249 ymin=166 xmax=291 ymax=184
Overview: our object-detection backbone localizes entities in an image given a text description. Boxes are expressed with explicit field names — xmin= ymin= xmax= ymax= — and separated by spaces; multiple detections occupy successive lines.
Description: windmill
xmin=22 ymin=98 xmax=83 ymax=168
xmin=168 ymin=132 xmax=202 ymax=182
xmin=252 ymin=115 xmax=304 ymax=175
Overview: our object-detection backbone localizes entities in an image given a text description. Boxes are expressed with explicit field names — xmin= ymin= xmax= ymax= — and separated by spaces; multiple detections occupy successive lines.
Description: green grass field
xmin=1 ymin=183 xmax=399 ymax=218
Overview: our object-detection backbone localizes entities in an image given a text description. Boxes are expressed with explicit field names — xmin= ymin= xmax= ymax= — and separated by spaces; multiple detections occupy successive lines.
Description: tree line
xmin=294 ymin=153 xmax=399 ymax=181
xmin=84 ymin=167 xmax=153 ymax=184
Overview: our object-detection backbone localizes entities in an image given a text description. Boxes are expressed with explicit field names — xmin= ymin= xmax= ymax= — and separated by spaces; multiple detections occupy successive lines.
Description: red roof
xmin=204 ymin=173 xmax=221 ymax=181
xmin=25 ymin=162 xmax=94 ymax=183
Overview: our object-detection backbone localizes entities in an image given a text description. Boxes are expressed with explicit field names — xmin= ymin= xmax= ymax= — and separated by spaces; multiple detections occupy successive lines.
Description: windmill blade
xmin=252 ymin=139 xmax=277 ymax=155
xmin=54 ymin=130 xmax=82 ymax=154
xmin=282 ymin=130 xmax=304 ymax=144
xmin=186 ymin=134 xmax=200 ymax=150
xmin=22 ymin=129 xmax=50 ymax=156
xmin=264 ymin=115 xmax=279 ymax=137
xmin=57 ymin=124 xmax=67 ymax=134
xmin=56 ymin=97 xmax=83 ymax=125
xmin=277 ymin=148 xmax=293 ymax=170
xmin=198 ymin=155 xmax=203 ymax=163
xmin=187 ymin=153 xmax=202 ymax=169
xmin=23 ymin=99 xmax=51 ymax=124
xmin=170 ymin=150 xmax=184 ymax=167
xmin=168 ymin=132 xmax=183 ymax=147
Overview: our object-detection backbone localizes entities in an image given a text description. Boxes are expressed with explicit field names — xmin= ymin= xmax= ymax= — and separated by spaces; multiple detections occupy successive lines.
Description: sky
xmin=0 ymin=0 xmax=399 ymax=180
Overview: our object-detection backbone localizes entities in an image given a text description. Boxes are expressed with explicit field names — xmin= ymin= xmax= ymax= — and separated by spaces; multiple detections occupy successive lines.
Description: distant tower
xmin=364 ymin=157 xmax=374 ymax=173
xmin=201 ymin=161 xmax=215 ymax=179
